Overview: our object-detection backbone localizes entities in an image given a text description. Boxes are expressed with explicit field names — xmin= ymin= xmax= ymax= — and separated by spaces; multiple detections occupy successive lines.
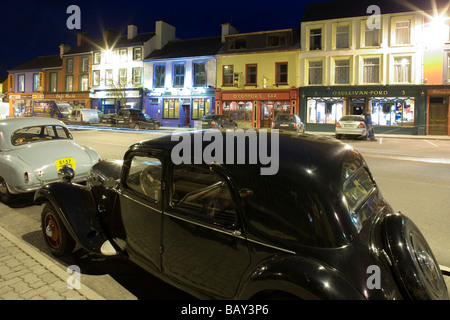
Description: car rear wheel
xmin=0 ymin=177 xmax=13 ymax=204
xmin=41 ymin=203 xmax=76 ymax=257
xmin=382 ymin=213 xmax=449 ymax=300
xmin=154 ymin=124 xmax=160 ymax=130
xmin=134 ymin=123 xmax=140 ymax=130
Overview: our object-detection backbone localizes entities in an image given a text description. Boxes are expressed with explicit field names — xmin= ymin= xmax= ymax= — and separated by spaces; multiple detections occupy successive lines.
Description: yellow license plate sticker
xmin=56 ymin=158 xmax=76 ymax=171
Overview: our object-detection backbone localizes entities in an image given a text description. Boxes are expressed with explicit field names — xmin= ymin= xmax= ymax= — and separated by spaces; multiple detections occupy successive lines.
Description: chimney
xmin=59 ymin=44 xmax=72 ymax=57
xmin=127 ymin=25 xmax=138 ymax=39
xmin=155 ymin=20 xmax=176 ymax=50
xmin=221 ymin=23 xmax=239 ymax=43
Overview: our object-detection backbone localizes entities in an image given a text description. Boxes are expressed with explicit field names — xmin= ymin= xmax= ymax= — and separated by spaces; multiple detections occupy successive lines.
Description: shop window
xmin=276 ymin=63 xmax=288 ymax=84
xmin=192 ymin=98 xmax=210 ymax=120
xmin=274 ymin=102 xmax=291 ymax=118
xmin=362 ymin=57 xmax=380 ymax=84
xmin=371 ymin=98 xmax=414 ymax=126
xmin=222 ymin=101 xmax=238 ymax=121
xmin=173 ymin=64 xmax=185 ymax=88
xmin=307 ymin=98 xmax=343 ymax=124
xmin=223 ymin=65 xmax=234 ymax=86
xmin=393 ymin=56 xmax=412 ymax=83
xmin=154 ymin=64 xmax=165 ymax=88
xmin=236 ymin=102 xmax=253 ymax=121
xmin=193 ymin=62 xmax=206 ymax=87
xmin=245 ymin=64 xmax=257 ymax=86
xmin=308 ymin=60 xmax=323 ymax=85
xmin=163 ymin=99 xmax=179 ymax=119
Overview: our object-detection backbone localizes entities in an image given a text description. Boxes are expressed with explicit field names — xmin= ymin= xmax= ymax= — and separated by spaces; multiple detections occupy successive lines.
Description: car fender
xmin=0 ymin=154 xmax=30 ymax=191
xmin=34 ymin=182 xmax=107 ymax=254
xmin=79 ymin=145 xmax=101 ymax=164
xmin=237 ymin=255 xmax=365 ymax=300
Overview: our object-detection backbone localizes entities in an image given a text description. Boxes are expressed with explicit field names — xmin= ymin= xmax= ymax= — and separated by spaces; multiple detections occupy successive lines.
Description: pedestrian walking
xmin=364 ymin=111 xmax=376 ymax=141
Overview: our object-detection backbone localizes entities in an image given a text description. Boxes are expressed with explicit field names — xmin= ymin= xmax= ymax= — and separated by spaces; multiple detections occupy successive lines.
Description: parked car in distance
xmin=35 ymin=131 xmax=448 ymax=300
xmin=100 ymin=108 xmax=160 ymax=130
xmin=0 ymin=117 xmax=100 ymax=204
xmin=69 ymin=109 xmax=102 ymax=125
xmin=200 ymin=114 xmax=238 ymax=129
xmin=336 ymin=115 xmax=368 ymax=140
xmin=272 ymin=114 xmax=305 ymax=132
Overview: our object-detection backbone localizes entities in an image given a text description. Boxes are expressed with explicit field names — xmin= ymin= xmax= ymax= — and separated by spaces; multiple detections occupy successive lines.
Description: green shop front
xmin=299 ymin=85 xmax=428 ymax=135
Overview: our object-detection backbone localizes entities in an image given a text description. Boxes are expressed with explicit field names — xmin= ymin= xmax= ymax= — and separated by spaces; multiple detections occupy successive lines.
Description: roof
xmin=302 ymin=0 xmax=450 ymax=22
xmin=64 ymin=32 xmax=156 ymax=55
xmin=145 ymin=36 xmax=223 ymax=60
xmin=8 ymin=55 xmax=62 ymax=72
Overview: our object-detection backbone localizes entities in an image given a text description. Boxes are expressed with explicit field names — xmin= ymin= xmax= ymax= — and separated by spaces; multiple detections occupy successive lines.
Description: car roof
xmin=0 ymin=117 xmax=67 ymax=149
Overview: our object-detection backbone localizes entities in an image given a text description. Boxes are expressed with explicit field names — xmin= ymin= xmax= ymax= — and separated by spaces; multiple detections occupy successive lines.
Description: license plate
xmin=202 ymin=121 xmax=209 ymax=125
xmin=56 ymin=157 xmax=76 ymax=171
xmin=280 ymin=124 xmax=289 ymax=127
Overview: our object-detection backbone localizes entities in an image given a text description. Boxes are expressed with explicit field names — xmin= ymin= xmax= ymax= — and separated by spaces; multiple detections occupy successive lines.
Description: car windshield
xmin=12 ymin=125 xmax=72 ymax=146
xmin=275 ymin=115 xmax=296 ymax=122
xmin=339 ymin=116 xmax=364 ymax=122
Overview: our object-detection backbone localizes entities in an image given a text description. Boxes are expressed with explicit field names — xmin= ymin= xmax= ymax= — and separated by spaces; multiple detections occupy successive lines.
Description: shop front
xmin=427 ymin=87 xmax=450 ymax=136
xmin=144 ymin=88 xmax=216 ymax=127
xmin=215 ymin=88 xmax=299 ymax=129
xmin=8 ymin=93 xmax=45 ymax=117
xmin=45 ymin=92 xmax=91 ymax=109
xmin=299 ymin=85 xmax=428 ymax=135
xmin=90 ymin=88 xmax=143 ymax=114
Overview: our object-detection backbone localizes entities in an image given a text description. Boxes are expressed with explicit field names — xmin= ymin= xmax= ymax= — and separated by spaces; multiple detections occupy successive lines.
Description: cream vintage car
xmin=0 ymin=117 xmax=100 ymax=204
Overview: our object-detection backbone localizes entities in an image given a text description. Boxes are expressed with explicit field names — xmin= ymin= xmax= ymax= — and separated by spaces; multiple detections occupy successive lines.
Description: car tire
xmin=0 ymin=177 xmax=13 ymax=204
xmin=335 ymin=134 xmax=341 ymax=139
xmin=41 ymin=203 xmax=76 ymax=257
xmin=382 ymin=213 xmax=449 ymax=300
xmin=154 ymin=124 xmax=160 ymax=130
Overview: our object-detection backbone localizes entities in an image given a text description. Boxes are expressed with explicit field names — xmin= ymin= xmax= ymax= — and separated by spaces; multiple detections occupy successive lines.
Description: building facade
xmin=216 ymin=24 xmax=300 ymax=129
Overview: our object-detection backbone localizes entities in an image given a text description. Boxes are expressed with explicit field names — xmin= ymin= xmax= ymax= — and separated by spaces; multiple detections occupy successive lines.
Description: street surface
xmin=0 ymin=127 xmax=449 ymax=299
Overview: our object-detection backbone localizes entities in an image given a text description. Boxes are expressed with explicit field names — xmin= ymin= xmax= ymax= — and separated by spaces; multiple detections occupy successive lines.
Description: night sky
xmin=1 ymin=0 xmax=327 ymax=81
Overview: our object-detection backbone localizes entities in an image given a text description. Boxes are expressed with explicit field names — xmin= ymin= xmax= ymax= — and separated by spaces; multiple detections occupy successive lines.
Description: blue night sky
xmin=1 ymin=0 xmax=327 ymax=80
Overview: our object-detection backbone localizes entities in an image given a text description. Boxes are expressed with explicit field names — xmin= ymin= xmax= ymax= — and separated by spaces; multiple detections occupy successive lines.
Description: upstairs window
xmin=18 ymin=74 xmax=25 ymax=92
xmin=335 ymin=25 xmax=350 ymax=49
xmin=154 ymin=64 xmax=165 ymax=88
xmin=93 ymin=52 xmax=101 ymax=64
xmin=133 ymin=47 xmax=142 ymax=61
xmin=394 ymin=20 xmax=411 ymax=45
xmin=393 ymin=56 xmax=412 ymax=83
xmin=334 ymin=59 xmax=350 ymax=84
xmin=33 ymin=73 xmax=40 ymax=92
xmin=267 ymin=35 xmax=287 ymax=47
xmin=309 ymin=28 xmax=322 ymax=50
xmin=276 ymin=62 xmax=288 ymax=84
xmin=193 ymin=62 xmax=206 ymax=87
xmin=80 ymin=56 xmax=89 ymax=72
xmin=362 ymin=57 xmax=380 ymax=83
xmin=308 ymin=60 xmax=323 ymax=85
xmin=66 ymin=58 xmax=74 ymax=73
xmin=223 ymin=65 xmax=234 ymax=86
xmin=173 ymin=63 xmax=185 ymax=87
xmin=245 ymin=64 xmax=257 ymax=85
xmin=228 ymin=38 xmax=246 ymax=50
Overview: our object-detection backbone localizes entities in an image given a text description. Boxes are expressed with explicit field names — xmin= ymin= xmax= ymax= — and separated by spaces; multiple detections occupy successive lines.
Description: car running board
xmin=100 ymin=238 xmax=127 ymax=256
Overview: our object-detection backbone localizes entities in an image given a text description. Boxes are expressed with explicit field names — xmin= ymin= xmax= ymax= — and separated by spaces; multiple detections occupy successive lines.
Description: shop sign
xmin=221 ymin=91 xmax=290 ymax=101
xmin=428 ymin=89 xmax=450 ymax=95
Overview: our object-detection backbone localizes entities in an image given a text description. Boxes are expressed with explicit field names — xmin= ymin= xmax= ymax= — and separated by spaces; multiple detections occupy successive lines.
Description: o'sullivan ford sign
xmin=301 ymin=86 xmax=425 ymax=98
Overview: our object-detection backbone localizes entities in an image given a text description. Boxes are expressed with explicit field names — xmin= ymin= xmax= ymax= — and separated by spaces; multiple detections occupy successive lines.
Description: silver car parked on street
xmin=0 ymin=117 xmax=100 ymax=204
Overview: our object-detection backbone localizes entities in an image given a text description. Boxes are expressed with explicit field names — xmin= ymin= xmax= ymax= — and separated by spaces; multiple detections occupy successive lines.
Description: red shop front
xmin=215 ymin=88 xmax=299 ymax=128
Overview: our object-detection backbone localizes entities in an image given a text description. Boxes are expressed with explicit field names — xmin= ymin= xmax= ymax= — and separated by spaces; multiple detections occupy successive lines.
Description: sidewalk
xmin=0 ymin=225 xmax=104 ymax=300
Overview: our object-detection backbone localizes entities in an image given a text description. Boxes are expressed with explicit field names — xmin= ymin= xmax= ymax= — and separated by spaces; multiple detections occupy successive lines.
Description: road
xmin=0 ymin=128 xmax=449 ymax=299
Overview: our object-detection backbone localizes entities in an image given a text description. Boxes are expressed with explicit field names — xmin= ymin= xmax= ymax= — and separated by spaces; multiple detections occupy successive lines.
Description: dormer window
xmin=228 ymin=38 xmax=246 ymax=50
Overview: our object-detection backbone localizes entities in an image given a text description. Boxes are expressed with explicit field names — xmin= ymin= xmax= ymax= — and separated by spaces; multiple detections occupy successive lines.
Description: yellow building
xmin=216 ymin=25 xmax=300 ymax=128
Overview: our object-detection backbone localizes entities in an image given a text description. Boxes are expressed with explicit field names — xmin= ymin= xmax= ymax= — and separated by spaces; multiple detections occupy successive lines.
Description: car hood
xmin=17 ymin=141 xmax=94 ymax=182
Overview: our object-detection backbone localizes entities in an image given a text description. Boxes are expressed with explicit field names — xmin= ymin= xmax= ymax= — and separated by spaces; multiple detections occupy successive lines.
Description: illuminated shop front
xmin=90 ymin=88 xmax=143 ymax=114
xmin=299 ymin=86 xmax=427 ymax=135
xmin=45 ymin=92 xmax=91 ymax=109
xmin=8 ymin=94 xmax=44 ymax=117
xmin=216 ymin=88 xmax=299 ymax=128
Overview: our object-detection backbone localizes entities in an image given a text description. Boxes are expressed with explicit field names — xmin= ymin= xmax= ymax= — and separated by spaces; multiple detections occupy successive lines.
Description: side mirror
xmin=58 ymin=165 xmax=75 ymax=183
xmin=239 ymin=188 xmax=253 ymax=199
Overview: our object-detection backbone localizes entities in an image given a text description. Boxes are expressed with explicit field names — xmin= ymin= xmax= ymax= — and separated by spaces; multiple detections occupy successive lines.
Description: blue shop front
xmin=144 ymin=88 xmax=216 ymax=127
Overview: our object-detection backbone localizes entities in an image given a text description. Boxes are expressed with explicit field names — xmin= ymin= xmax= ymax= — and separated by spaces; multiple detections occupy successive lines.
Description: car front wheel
xmin=41 ymin=203 xmax=76 ymax=257
xmin=0 ymin=177 xmax=13 ymax=204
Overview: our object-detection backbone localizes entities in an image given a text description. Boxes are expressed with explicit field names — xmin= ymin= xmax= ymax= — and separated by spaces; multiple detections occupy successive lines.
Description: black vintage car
xmin=200 ymin=114 xmax=238 ymax=129
xmin=34 ymin=131 xmax=448 ymax=300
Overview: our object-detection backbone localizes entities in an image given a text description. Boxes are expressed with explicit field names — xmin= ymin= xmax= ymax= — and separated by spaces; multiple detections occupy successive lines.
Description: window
xmin=133 ymin=47 xmax=142 ymax=61
xmin=93 ymin=52 xmax=101 ymax=64
xmin=308 ymin=60 xmax=323 ymax=85
xmin=448 ymin=54 xmax=450 ymax=81
xmin=49 ymin=72 xmax=57 ymax=92
xmin=66 ymin=58 xmax=74 ymax=73
xmin=33 ymin=73 xmax=40 ymax=92
xmin=362 ymin=57 xmax=380 ymax=83
xmin=276 ymin=62 xmax=288 ymax=84
xmin=171 ymin=164 xmax=236 ymax=227
xmin=119 ymin=49 xmax=128 ymax=62
xmin=193 ymin=62 xmax=206 ymax=87
xmin=80 ymin=74 xmax=89 ymax=91
xmin=393 ymin=56 xmax=412 ymax=83
xmin=394 ymin=20 xmax=411 ymax=45
xmin=334 ymin=59 xmax=350 ymax=84
xmin=228 ymin=38 xmax=246 ymax=50
xmin=192 ymin=98 xmax=210 ymax=119
xmin=132 ymin=67 xmax=142 ymax=84
xmin=309 ymin=28 xmax=322 ymax=50
xmin=154 ymin=64 xmax=165 ymax=88
xmin=335 ymin=25 xmax=350 ymax=49
xmin=126 ymin=156 xmax=162 ymax=201
xmin=307 ymin=98 xmax=344 ymax=124
xmin=92 ymin=70 xmax=100 ymax=86
xmin=18 ymin=74 xmax=25 ymax=92
xmin=163 ymin=99 xmax=179 ymax=119
xmin=105 ymin=69 xmax=113 ymax=86
xmin=245 ymin=64 xmax=257 ymax=85
xmin=267 ymin=35 xmax=287 ymax=47
xmin=173 ymin=64 xmax=185 ymax=87
xmin=80 ymin=56 xmax=89 ymax=72
xmin=65 ymin=75 xmax=74 ymax=92
xmin=12 ymin=125 xmax=72 ymax=146
xmin=223 ymin=65 xmax=234 ymax=86
xmin=363 ymin=20 xmax=380 ymax=47
xmin=118 ymin=68 xmax=127 ymax=86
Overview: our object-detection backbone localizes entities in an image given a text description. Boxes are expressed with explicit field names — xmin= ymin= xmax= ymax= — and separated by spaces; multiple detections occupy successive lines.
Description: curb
xmin=0 ymin=224 xmax=105 ymax=300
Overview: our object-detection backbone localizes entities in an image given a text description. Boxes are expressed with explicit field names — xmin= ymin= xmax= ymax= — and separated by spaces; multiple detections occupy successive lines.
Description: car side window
xmin=126 ymin=156 xmax=162 ymax=201
xmin=171 ymin=165 xmax=237 ymax=227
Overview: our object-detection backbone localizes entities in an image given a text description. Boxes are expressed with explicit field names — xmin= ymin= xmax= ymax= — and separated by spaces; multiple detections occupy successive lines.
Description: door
xmin=261 ymin=104 xmax=273 ymax=128
xmin=162 ymin=164 xmax=251 ymax=298
xmin=429 ymin=97 xmax=449 ymax=135
xmin=183 ymin=105 xmax=190 ymax=126
xmin=118 ymin=153 xmax=164 ymax=271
